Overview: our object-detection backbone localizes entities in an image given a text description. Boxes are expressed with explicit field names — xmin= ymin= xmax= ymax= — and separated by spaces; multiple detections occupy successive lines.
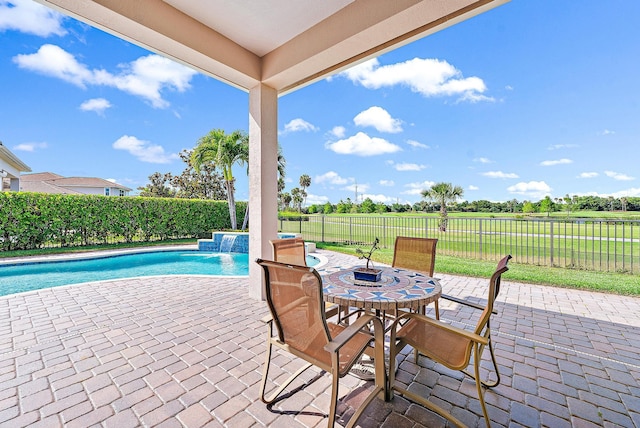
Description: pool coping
xmin=0 ymin=244 xmax=329 ymax=269
xmin=0 ymin=244 xmax=199 ymax=266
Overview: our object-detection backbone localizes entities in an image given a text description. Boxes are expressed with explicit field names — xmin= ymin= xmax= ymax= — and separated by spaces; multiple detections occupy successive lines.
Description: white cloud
xmin=548 ymin=144 xmax=578 ymax=150
xmin=112 ymin=135 xmax=179 ymax=164
xmin=13 ymin=142 xmax=47 ymax=152
xmin=315 ymin=171 xmax=350 ymax=185
xmin=353 ymin=106 xmax=402 ymax=133
xmin=13 ymin=45 xmax=197 ymax=108
xmin=80 ymin=98 xmax=112 ymax=115
xmin=540 ymin=158 xmax=572 ymax=166
xmin=391 ymin=162 xmax=426 ymax=172
xmin=305 ymin=193 xmax=330 ymax=205
xmin=482 ymin=171 xmax=519 ymax=179
xmin=379 ymin=180 xmax=394 ymax=186
xmin=0 ymin=0 xmax=66 ymax=37
xmin=339 ymin=57 xmax=493 ymax=103
xmin=573 ymin=189 xmax=640 ymax=198
xmin=325 ymin=132 xmax=401 ymax=156
xmin=402 ymin=180 xmax=436 ymax=195
xmin=282 ymin=118 xmax=318 ymax=134
xmin=406 ymin=139 xmax=429 ymax=149
xmin=468 ymin=185 xmax=479 ymax=190
xmin=329 ymin=126 xmax=346 ymax=138
xmin=600 ymin=129 xmax=615 ymax=136
xmin=605 ymin=171 xmax=635 ymax=181
xmin=361 ymin=193 xmax=395 ymax=203
xmin=578 ymin=172 xmax=598 ymax=178
xmin=609 ymin=188 xmax=640 ymax=198
xmin=474 ymin=157 xmax=493 ymax=164
xmin=507 ymin=181 xmax=552 ymax=199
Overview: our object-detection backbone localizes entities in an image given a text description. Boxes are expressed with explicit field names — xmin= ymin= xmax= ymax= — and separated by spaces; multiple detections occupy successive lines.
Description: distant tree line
xmin=304 ymin=195 xmax=640 ymax=215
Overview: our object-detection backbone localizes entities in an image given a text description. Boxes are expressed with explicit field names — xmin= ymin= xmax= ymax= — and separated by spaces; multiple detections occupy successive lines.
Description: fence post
xmin=321 ymin=215 xmax=325 ymax=243
xmin=349 ymin=217 xmax=353 ymax=244
xmin=478 ymin=219 xmax=482 ymax=260
xmin=550 ymin=220 xmax=554 ymax=267
xmin=383 ymin=217 xmax=387 ymax=247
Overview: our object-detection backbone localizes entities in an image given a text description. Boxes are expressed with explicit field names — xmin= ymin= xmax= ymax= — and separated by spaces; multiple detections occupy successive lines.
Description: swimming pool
xmin=0 ymin=250 xmax=320 ymax=297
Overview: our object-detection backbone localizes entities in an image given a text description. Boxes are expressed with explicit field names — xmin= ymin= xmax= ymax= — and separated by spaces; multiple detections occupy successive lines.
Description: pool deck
xmin=1 ymin=249 xmax=640 ymax=427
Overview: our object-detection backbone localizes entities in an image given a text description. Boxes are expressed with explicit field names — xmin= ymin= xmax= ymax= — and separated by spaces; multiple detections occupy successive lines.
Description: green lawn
xmin=316 ymin=242 xmax=640 ymax=296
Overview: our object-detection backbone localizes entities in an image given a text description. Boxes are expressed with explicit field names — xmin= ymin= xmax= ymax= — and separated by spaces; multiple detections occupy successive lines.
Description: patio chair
xmin=270 ymin=237 xmax=339 ymax=319
xmin=270 ymin=237 xmax=307 ymax=266
xmin=391 ymin=236 xmax=439 ymax=316
xmin=387 ymin=254 xmax=511 ymax=428
xmin=256 ymin=258 xmax=386 ymax=428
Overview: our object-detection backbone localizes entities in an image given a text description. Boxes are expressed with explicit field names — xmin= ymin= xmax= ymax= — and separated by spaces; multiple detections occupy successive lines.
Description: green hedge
xmin=0 ymin=192 xmax=246 ymax=251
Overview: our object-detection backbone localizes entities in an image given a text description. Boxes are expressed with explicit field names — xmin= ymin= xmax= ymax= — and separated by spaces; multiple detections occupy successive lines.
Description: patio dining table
xmin=322 ymin=265 xmax=442 ymax=314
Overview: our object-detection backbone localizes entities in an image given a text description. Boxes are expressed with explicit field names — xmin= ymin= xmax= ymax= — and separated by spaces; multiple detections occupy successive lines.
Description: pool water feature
xmin=198 ymin=232 xmax=299 ymax=252
xmin=219 ymin=235 xmax=237 ymax=252
xmin=0 ymin=250 xmax=320 ymax=297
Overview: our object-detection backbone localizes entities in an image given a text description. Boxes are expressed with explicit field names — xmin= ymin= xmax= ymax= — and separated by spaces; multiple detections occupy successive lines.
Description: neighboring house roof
xmin=0 ymin=141 xmax=31 ymax=174
xmin=19 ymin=180 xmax=83 ymax=195
xmin=45 ymin=177 xmax=132 ymax=191
xmin=20 ymin=172 xmax=64 ymax=182
xmin=20 ymin=172 xmax=132 ymax=194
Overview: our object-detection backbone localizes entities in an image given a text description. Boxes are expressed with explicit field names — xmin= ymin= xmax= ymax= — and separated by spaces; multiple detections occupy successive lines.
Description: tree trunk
xmin=241 ymin=204 xmax=249 ymax=231
xmin=226 ymin=180 xmax=237 ymax=229
xmin=439 ymin=206 xmax=448 ymax=232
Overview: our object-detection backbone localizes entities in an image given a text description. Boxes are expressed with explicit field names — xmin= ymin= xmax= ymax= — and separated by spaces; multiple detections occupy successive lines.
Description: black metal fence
xmin=279 ymin=216 xmax=640 ymax=274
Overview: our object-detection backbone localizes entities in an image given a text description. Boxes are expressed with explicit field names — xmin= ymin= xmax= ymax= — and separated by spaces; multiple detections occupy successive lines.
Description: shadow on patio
xmin=1 ymin=250 xmax=639 ymax=427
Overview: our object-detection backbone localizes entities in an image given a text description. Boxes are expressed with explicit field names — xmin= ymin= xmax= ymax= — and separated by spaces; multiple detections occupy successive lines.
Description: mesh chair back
xmin=258 ymin=259 xmax=330 ymax=355
xmin=475 ymin=254 xmax=511 ymax=336
xmin=270 ymin=237 xmax=307 ymax=266
xmin=392 ymin=236 xmax=438 ymax=276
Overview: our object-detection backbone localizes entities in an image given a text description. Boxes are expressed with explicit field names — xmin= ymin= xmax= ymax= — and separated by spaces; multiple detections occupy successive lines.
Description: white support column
xmin=248 ymin=83 xmax=278 ymax=300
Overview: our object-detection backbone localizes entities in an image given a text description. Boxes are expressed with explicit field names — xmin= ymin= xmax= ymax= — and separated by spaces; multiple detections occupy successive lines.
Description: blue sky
xmin=1 ymin=0 xmax=639 ymax=206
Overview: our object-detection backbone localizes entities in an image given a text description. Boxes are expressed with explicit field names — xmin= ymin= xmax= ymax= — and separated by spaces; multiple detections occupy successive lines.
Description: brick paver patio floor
xmin=1 ymin=249 xmax=639 ymax=427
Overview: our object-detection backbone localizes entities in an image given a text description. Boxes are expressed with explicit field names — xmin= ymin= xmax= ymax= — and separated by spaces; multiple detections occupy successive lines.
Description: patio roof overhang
xmin=35 ymin=0 xmax=508 ymax=96
xmin=34 ymin=0 xmax=509 ymax=299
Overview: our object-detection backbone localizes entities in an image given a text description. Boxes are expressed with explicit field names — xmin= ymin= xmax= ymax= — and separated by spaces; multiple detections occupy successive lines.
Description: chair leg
xmin=461 ymin=336 xmax=501 ymax=388
xmin=481 ymin=338 xmax=501 ymax=388
xmin=260 ymin=331 xmax=313 ymax=404
xmin=473 ymin=344 xmax=492 ymax=428
xmin=328 ymin=361 xmax=340 ymax=428
xmin=258 ymin=333 xmax=273 ymax=403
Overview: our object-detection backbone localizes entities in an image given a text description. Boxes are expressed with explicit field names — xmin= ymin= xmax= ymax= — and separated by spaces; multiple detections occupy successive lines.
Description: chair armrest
xmin=392 ymin=312 xmax=489 ymax=346
xmin=440 ymin=294 xmax=497 ymax=315
xmin=324 ymin=314 xmax=381 ymax=353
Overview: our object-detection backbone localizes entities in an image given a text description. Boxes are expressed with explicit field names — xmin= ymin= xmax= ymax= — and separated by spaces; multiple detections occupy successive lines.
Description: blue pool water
xmin=0 ymin=250 xmax=319 ymax=297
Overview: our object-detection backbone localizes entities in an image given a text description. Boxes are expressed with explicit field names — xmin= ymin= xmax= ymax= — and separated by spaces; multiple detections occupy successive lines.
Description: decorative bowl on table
xmin=353 ymin=267 xmax=382 ymax=282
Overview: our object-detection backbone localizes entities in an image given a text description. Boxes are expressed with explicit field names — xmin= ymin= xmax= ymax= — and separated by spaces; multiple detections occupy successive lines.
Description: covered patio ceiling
xmin=36 ymin=0 xmax=509 ymax=95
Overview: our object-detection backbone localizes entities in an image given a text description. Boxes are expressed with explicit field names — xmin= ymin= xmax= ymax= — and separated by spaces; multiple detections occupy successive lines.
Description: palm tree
xmin=421 ymin=182 xmax=464 ymax=231
xmin=191 ymin=129 xmax=248 ymax=230
xmin=299 ymin=174 xmax=311 ymax=207
xmin=291 ymin=188 xmax=303 ymax=212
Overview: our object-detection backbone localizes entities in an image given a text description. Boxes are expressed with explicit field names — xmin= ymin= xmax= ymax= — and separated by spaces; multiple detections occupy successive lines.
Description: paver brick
xmin=177 ymin=403 xmax=213 ymax=427
xmin=2 ymin=250 xmax=640 ymax=427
